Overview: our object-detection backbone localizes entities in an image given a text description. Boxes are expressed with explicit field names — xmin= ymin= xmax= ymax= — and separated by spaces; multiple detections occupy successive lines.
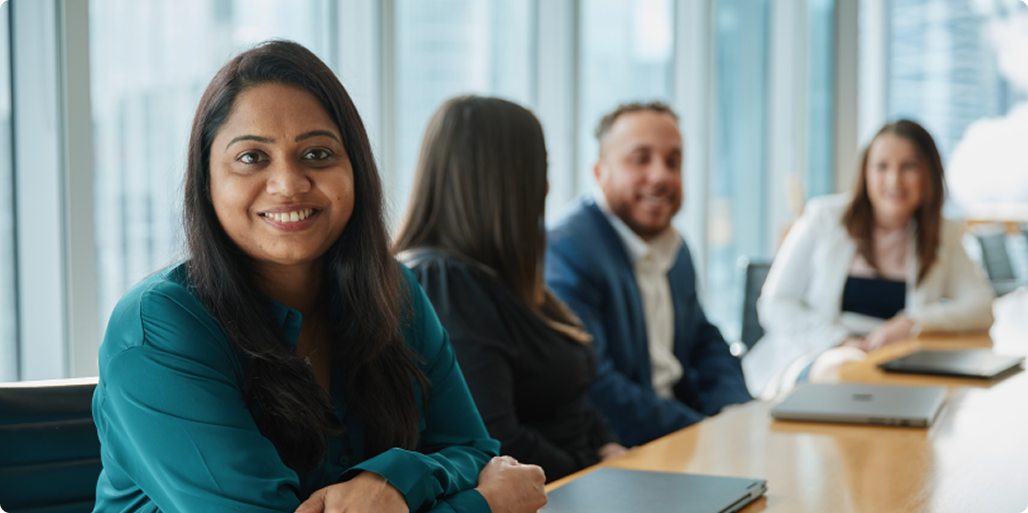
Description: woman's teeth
xmin=263 ymin=208 xmax=314 ymax=223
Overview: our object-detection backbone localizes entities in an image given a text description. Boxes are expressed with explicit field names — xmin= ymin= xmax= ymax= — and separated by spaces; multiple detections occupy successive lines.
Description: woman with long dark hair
xmin=394 ymin=96 xmax=627 ymax=483
xmin=743 ymin=120 xmax=994 ymax=397
xmin=91 ymin=42 xmax=545 ymax=512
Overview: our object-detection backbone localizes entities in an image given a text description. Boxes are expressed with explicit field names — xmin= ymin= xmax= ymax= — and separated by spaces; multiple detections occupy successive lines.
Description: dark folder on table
xmin=542 ymin=467 xmax=767 ymax=513
xmin=878 ymin=349 xmax=1024 ymax=379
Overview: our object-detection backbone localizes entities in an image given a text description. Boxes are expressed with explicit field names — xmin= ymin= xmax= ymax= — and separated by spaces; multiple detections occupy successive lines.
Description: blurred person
xmin=394 ymin=96 xmax=628 ymax=482
xmin=92 ymin=41 xmax=546 ymax=513
xmin=544 ymin=102 xmax=751 ymax=447
xmin=744 ymin=120 xmax=995 ymax=397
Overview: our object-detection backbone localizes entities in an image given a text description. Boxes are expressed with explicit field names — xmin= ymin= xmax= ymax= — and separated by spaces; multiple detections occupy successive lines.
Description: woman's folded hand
xmin=296 ymin=470 xmax=408 ymax=513
xmin=476 ymin=456 xmax=548 ymax=513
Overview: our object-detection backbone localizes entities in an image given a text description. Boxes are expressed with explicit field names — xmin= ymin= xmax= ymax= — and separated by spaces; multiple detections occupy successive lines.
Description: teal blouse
xmin=91 ymin=263 xmax=499 ymax=512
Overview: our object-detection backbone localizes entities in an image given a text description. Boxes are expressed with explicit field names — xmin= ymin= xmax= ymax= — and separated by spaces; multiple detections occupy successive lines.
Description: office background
xmin=1 ymin=0 xmax=1025 ymax=383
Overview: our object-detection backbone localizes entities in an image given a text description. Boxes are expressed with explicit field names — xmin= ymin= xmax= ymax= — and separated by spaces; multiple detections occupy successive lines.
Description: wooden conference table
xmin=546 ymin=304 xmax=1028 ymax=512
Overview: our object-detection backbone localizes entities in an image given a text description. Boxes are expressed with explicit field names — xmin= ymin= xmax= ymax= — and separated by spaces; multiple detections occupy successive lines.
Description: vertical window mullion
xmin=12 ymin=0 xmax=67 ymax=380
xmin=0 ymin=1 xmax=18 ymax=382
xmin=61 ymin=0 xmax=99 ymax=378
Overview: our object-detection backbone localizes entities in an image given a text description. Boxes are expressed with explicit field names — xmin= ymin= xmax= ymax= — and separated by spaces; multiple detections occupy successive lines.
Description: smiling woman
xmin=743 ymin=120 xmax=995 ymax=397
xmin=90 ymin=41 xmax=546 ymax=513
xmin=209 ymin=83 xmax=355 ymax=270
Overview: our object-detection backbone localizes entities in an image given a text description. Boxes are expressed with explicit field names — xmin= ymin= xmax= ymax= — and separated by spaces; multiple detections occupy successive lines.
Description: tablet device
xmin=770 ymin=383 xmax=946 ymax=427
xmin=543 ymin=467 xmax=766 ymax=513
xmin=878 ymin=349 xmax=1024 ymax=379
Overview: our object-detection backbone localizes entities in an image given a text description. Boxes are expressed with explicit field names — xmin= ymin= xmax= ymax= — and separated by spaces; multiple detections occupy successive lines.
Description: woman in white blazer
xmin=743 ymin=120 xmax=994 ymax=397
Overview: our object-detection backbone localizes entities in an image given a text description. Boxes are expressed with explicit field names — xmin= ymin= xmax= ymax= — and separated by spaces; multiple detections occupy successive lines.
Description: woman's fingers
xmin=294 ymin=488 xmax=326 ymax=513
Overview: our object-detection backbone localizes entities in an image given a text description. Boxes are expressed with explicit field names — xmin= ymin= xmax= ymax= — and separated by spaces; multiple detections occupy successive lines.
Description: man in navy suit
xmin=545 ymin=102 xmax=751 ymax=446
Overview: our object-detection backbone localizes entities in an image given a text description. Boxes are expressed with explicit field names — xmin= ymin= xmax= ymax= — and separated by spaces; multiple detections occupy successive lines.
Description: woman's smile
xmin=257 ymin=205 xmax=322 ymax=231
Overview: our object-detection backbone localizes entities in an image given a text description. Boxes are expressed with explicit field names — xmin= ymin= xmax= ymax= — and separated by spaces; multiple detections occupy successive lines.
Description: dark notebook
xmin=543 ymin=468 xmax=767 ymax=513
xmin=879 ymin=349 xmax=1024 ymax=379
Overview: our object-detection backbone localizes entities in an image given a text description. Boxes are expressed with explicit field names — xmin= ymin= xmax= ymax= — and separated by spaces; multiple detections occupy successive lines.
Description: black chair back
xmin=975 ymin=228 xmax=1019 ymax=296
xmin=0 ymin=378 xmax=100 ymax=513
xmin=740 ymin=260 xmax=772 ymax=350
xmin=977 ymin=229 xmax=1016 ymax=281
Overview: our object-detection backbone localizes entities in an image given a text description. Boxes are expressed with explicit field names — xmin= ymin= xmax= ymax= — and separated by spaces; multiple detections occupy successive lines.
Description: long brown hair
xmin=842 ymin=119 xmax=945 ymax=285
xmin=184 ymin=40 xmax=426 ymax=471
xmin=393 ymin=95 xmax=590 ymax=343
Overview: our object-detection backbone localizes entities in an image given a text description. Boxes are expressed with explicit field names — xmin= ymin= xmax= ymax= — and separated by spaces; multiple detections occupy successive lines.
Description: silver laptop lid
xmin=770 ymin=383 xmax=947 ymax=427
xmin=543 ymin=468 xmax=767 ymax=513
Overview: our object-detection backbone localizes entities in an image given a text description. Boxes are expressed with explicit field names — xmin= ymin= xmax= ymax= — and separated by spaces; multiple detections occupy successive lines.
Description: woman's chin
xmin=873 ymin=203 xmax=918 ymax=225
xmin=249 ymin=251 xmax=325 ymax=269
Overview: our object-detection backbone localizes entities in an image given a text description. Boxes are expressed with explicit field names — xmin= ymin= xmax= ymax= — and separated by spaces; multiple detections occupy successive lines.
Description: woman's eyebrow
xmin=224 ymin=131 xmax=341 ymax=150
xmin=296 ymin=130 xmax=341 ymax=143
xmin=226 ymin=135 xmax=274 ymax=150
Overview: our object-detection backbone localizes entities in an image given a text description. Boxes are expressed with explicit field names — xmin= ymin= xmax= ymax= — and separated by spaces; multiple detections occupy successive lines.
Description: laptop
xmin=770 ymin=383 xmax=946 ymax=427
xmin=878 ymin=349 xmax=1024 ymax=379
xmin=543 ymin=467 xmax=766 ymax=513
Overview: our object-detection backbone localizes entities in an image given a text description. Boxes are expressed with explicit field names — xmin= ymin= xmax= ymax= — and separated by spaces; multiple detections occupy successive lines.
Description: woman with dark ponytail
xmin=394 ymin=96 xmax=627 ymax=482
xmin=91 ymin=41 xmax=546 ymax=513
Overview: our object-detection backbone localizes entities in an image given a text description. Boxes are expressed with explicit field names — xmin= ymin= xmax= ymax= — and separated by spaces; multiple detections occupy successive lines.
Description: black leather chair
xmin=741 ymin=260 xmax=772 ymax=349
xmin=729 ymin=258 xmax=771 ymax=357
xmin=974 ymin=228 xmax=1020 ymax=296
xmin=0 ymin=378 xmax=101 ymax=513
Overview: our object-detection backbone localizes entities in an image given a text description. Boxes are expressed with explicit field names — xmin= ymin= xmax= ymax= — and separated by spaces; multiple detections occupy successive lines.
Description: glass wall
xmin=392 ymin=0 xmax=534 ymax=223
xmin=577 ymin=0 xmax=674 ymax=190
xmin=885 ymin=0 xmax=1028 ymax=213
xmin=705 ymin=0 xmax=835 ymax=343
xmin=0 ymin=2 xmax=16 ymax=382
xmin=705 ymin=0 xmax=771 ymax=343
xmin=89 ymin=0 xmax=334 ymax=339
xmin=807 ymin=0 xmax=835 ymax=197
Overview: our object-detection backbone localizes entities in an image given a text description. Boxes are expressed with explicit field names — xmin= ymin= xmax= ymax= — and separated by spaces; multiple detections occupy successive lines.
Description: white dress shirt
xmin=595 ymin=191 xmax=684 ymax=399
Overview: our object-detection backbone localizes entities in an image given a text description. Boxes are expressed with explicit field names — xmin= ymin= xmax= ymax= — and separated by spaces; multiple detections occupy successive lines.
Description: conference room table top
xmin=545 ymin=293 xmax=1028 ymax=513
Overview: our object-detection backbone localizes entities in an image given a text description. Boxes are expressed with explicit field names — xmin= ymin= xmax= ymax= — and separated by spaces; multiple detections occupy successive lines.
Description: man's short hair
xmin=594 ymin=101 xmax=680 ymax=143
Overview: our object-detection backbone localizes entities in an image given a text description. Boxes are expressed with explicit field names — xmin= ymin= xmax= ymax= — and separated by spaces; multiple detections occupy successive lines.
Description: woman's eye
xmin=304 ymin=149 xmax=332 ymax=160
xmin=238 ymin=152 xmax=263 ymax=164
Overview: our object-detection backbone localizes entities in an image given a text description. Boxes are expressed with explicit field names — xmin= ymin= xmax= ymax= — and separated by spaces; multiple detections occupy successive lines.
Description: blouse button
xmin=338 ymin=455 xmax=350 ymax=466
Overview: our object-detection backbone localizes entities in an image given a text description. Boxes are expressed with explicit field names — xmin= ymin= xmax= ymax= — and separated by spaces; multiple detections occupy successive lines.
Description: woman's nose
xmin=266 ymin=160 xmax=312 ymax=196
xmin=882 ymin=166 xmax=900 ymax=188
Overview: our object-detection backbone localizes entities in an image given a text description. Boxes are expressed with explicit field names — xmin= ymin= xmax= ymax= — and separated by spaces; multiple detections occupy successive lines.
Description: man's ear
xmin=592 ymin=159 xmax=603 ymax=183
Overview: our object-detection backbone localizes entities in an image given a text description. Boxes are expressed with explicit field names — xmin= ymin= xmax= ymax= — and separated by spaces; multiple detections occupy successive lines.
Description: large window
xmin=807 ymin=0 xmax=835 ymax=197
xmin=391 ymin=0 xmax=534 ymax=224
xmin=883 ymin=0 xmax=1028 ymax=213
xmin=0 ymin=2 xmax=15 ymax=382
xmin=705 ymin=0 xmax=771 ymax=343
xmin=705 ymin=0 xmax=836 ymax=343
xmin=90 ymin=0 xmax=334 ymax=339
xmin=577 ymin=0 xmax=674 ymax=191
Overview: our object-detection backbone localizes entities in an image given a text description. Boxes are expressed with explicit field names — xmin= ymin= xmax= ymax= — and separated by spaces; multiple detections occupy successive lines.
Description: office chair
xmin=730 ymin=258 xmax=772 ymax=357
xmin=0 ymin=377 xmax=101 ymax=513
xmin=974 ymin=227 xmax=1020 ymax=296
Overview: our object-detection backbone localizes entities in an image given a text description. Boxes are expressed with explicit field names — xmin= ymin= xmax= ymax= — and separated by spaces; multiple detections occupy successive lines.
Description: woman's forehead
xmin=215 ymin=83 xmax=340 ymax=142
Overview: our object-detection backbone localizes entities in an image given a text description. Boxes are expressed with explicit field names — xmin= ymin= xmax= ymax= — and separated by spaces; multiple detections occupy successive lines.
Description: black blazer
xmin=404 ymin=249 xmax=618 ymax=482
